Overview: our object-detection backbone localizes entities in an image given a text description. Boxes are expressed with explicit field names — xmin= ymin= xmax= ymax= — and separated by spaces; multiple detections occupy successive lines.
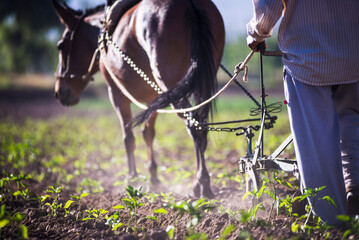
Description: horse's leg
xmin=175 ymin=102 xmax=214 ymax=199
xmin=190 ymin=121 xmax=214 ymax=199
xmin=107 ymin=85 xmax=137 ymax=180
xmin=141 ymin=112 xmax=161 ymax=187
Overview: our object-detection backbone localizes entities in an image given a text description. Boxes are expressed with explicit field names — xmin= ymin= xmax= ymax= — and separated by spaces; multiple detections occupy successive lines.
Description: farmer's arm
xmin=246 ymin=0 xmax=284 ymax=50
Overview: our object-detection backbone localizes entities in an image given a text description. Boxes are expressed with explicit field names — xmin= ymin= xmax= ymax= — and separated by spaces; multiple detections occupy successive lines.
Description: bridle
xmin=55 ymin=14 xmax=99 ymax=83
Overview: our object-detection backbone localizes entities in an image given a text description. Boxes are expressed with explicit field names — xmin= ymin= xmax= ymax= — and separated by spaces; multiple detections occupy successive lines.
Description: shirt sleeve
xmin=247 ymin=0 xmax=284 ymax=43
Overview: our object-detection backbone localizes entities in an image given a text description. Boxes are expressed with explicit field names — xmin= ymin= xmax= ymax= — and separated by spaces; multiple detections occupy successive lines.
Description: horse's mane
xmin=83 ymin=4 xmax=106 ymax=17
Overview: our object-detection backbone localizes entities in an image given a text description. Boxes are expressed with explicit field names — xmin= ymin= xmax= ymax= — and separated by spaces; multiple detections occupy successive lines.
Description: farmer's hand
xmin=247 ymin=35 xmax=267 ymax=52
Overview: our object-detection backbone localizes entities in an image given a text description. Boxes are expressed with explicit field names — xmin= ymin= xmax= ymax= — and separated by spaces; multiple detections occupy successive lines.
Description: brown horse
xmin=53 ymin=0 xmax=225 ymax=198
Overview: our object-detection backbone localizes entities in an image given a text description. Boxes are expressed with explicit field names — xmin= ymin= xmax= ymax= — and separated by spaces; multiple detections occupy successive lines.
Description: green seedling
xmin=64 ymin=192 xmax=90 ymax=220
xmin=218 ymin=224 xmax=236 ymax=240
xmin=145 ymin=193 xmax=159 ymax=203
xmin=0 ymin=204 xmax=28 ymax=239
xmin=262 ymin=172 xmax=295 ymax=220
xmin=243 ymin=172 xmax=296 ymax=221
xmin=121 ymin=185 xmax=146 ymax=236
xmin=291 ymin=186 xmax=336 ymax=235
xmin=44 ymin=186 xmax=63 ymax=216
xmin=13 ymin=188 xmax=30 ymax=201
xmin=238 ymin=209 xmax=252 ymax=224
xmin=1 ymin=172 xmax=29 ymax=195
xmin=164 ymin=198 xmax=216 ymax=238
xmin=105 ymin=205 xmax=125 ymax=234
xmin=337 ymin=215 xmax=359 ymax=239
xmin=76 ymin=178 xmax=104 ymax=194
xmin=146 ymin=207 xmax=168 ymax=222
xmin=160 ymin=192 xmax=176 ymax=203
xmin=35 ymin=194 xmax=51 ymax=211
xmin=278 ymin=194 xmax=301 ymax=217
xmin=10 ymin=173 xmax=29 ymax=191
xmin=186 ymin=232 xmax=208 ymax=240
xmin=83 ymin=207 xmax=109 ymax=221
xmin=243 ymin=186 xmax=266 ymax=220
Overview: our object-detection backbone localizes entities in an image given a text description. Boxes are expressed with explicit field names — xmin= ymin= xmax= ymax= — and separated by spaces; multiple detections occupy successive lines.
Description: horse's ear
xmin=52 ymin=0 xmax=78 ymax=30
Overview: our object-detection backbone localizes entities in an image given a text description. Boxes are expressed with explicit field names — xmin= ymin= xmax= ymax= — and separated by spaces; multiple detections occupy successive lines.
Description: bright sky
xmin=68 ymin=0 xmax=255 ymax=41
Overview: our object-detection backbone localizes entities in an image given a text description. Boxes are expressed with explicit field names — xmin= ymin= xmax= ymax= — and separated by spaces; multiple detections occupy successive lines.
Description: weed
xmin=166 ymin=225 xmax=176 ymax=240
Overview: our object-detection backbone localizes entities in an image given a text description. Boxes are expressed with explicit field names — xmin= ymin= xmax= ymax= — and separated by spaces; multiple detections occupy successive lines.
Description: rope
xmin=100 ymin=43 xmax=255 ymax=114
xmin=82 ymin=47 xmax=100 ymax=81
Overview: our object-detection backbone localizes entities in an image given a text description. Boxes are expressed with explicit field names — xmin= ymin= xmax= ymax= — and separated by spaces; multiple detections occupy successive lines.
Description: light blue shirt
xmin=247 ymin=0 xmax=359 ymax=86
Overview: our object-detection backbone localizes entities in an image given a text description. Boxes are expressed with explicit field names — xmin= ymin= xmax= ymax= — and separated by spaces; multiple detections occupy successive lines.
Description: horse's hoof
xmin=193 ymin=184 xmax=215 ymax=199
xmin=202 ymin=188 xmax=215 ymax=199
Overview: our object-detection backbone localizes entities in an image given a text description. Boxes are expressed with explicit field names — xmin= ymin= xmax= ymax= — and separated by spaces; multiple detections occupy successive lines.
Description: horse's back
xmin=132 ymin=0 xmax=225 ymax=89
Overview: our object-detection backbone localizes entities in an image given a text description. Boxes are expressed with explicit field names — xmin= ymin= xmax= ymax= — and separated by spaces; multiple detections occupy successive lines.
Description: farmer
xmin=246 ymin=0 xmax=359 ymax=226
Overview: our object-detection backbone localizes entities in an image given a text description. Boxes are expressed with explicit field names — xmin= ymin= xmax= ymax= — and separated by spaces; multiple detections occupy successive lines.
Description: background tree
xmin=0 ymin=0 xmax=67 ymax=73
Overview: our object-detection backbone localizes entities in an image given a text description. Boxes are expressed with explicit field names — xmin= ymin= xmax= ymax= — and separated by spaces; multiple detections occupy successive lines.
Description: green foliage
xmin=337 ymin=215 xmax=359 ymax=239
xmin=0 ymin=204 xmax=28 ymax=239
xmin=290 ymin=186 xmax=337 ymax=236
xmin=185 ymin=232 xmax=208 ymax=240
xmin=278 ymin=194 xmax=300 ymax=217
xmin=243 ymin=186 xmax=266 ymax=220
xmin=146 ymin=207 xmax=168 ymax=222
xmin=121 ymin=186 xmax=146 ymax=235
xmin=0 ymin=88 xmax=302 ymax=238
xmin=218 ymin=224 xmax=236 ymax=240
xmin=105 ymin=207 xmax=125 ymax=234
xmin=44 ymin=186 xmax=64 ymax=216
xmin=64 ymin=192 xmax=89 ymax=220
xmin=164 ymin=198 xmax=216 ymax=238
xmin=0 ymin=172 xmax=32 ymax=202
xmin=77 ymin=178 xmax=104 ymax=194
xmin=262 ymin=172 xmax=295 ymax=220
xmin=83 ymin=208 xmax=109 ymax=222
xmin=0 ymin=0 xmax=64 ymax=73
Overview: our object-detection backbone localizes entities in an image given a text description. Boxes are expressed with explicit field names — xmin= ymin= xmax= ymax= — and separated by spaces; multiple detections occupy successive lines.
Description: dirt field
xmin=0 ymin=86 xmax=349 ymax=239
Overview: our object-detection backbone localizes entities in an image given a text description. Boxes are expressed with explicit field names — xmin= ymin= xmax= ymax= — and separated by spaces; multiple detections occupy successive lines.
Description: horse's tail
xmin=133 ymin=0 xmax=217 ymax=126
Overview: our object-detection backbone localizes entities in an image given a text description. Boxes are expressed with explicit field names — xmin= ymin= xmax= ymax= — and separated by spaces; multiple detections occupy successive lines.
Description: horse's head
xmin=53 ymin=0 xmax=102 ymax=106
